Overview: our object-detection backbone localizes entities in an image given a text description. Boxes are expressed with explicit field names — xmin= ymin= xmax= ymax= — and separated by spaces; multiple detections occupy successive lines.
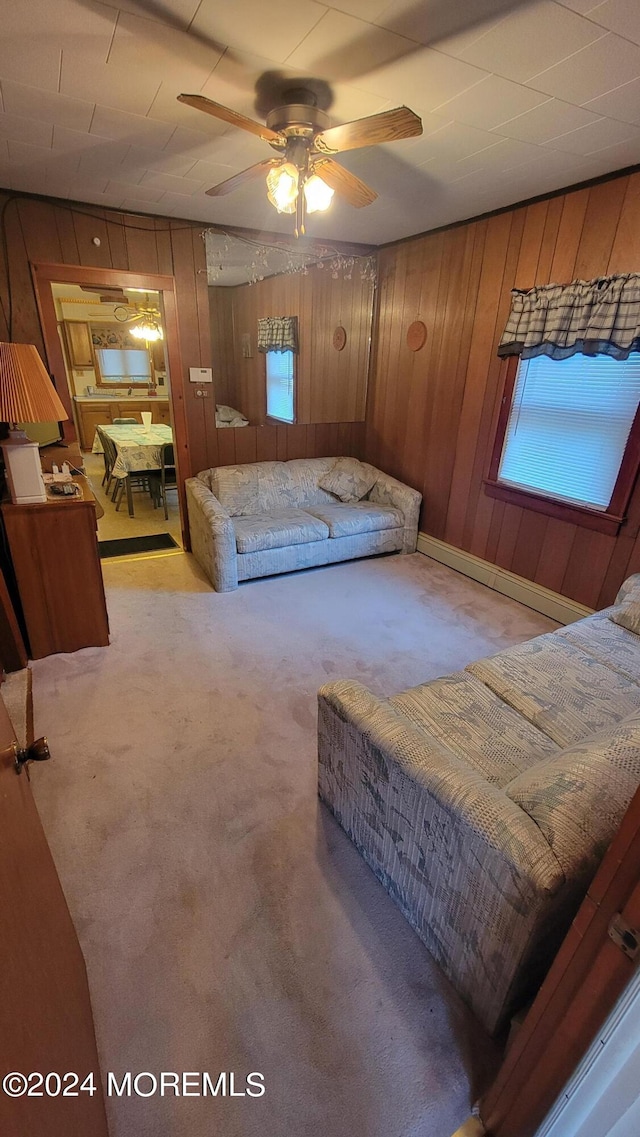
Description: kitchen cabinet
xmin=62 ymin=321 xmax=93 ymax=369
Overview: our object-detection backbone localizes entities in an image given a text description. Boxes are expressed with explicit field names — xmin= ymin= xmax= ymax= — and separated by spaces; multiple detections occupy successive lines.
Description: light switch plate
xmin=189 ymin=367 xmax=213 ymax=383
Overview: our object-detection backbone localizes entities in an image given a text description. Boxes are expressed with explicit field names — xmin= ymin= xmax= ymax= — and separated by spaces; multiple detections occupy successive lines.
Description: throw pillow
xmin=318 ymin=458 xmax=377 ymax=503
xmin=609 ymin=595 xmax=640 ymax=636
xmin=215 ymin=404 xmax=239 ymax=422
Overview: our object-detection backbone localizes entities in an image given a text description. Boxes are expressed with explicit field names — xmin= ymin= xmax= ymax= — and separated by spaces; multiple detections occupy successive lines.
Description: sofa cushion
xmin=390 ymin=671 xmax=559 ymax=786
xmin=285 ymin=458 xmax=343 ymax=507
xmin=210 ymin=464 xmax=259 ymax=516
xmin=506 ymin=709 xmax=640 ymax=875
xmin=556 ymin=611 xmax=640 ymax=685
xmin=305 ymin=501 xmax=404 ymax=538
xmin=467 ymin=634 xmax=640 ymax=748
xmin=233 ymin=509 xmax=329 ymax=554
xmin=318 ymin=457 xmax=377 ymax=503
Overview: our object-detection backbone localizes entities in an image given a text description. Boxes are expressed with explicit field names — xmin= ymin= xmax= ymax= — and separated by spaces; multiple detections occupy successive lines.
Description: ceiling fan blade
xmin=177 ymin=94 xmax=283 ymax=143
xmin=205 ymin=159 xmax=282 ymax=197
xmin=313 ymin=159 xmax=377 ymax=208
xmin=315 ymin=107 xmax=422 ymax=155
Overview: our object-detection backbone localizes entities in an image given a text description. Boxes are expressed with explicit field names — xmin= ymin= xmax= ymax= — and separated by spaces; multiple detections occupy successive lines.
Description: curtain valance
xmin=498 ymin=273 xmax=640 ymax=361
xmin=257 ymin=316 xmax=299 ymax=353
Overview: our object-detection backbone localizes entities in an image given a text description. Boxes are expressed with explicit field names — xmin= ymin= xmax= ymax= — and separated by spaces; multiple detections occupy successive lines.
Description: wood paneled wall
xmin=0 ymin=192 xmax=364 ymax=479
xmin=210 ymin=263 xmax=374 ymax=424
xmin=365 ymin=170 xmax=640 ymax=609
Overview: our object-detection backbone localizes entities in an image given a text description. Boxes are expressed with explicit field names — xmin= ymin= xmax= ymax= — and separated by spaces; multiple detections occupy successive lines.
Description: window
xmin=95 ymin=348 xmax=152 ymax=384
xmin=486 ymin=353 xmax=640 ymax=535
xmin=265 ymin=350 xmax=295 ymax=423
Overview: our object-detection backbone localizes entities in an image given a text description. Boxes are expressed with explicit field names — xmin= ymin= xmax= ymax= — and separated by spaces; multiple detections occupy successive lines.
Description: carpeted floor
xmin=29 ymin=552 xmax=556 ymax=1137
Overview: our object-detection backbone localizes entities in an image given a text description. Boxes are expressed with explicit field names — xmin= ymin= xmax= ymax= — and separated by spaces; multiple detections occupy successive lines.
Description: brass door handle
xmin=0 ymin=737 xmax=51 ymax=774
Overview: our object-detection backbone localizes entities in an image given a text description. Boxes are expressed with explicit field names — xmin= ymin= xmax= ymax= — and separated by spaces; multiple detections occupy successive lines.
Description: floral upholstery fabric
xmin=318 ymin=457 xmax=378 ymax=503
xmin=186 ymin=459 xmax=421 ymax=591
xmin=390 ymin=672 xmax=559 ymax=786
xmin=317 ymin=582 xmax=640 ymax=1033
xmin=609 ymin=594 xmax=640 ymax=636
xmin=555 ymin=611 xmax=640 ymax=684
xmin=284 ymin=459 xmax=341 ymax=507
xmin=507 ymin=709 xmax=640 ymax=877
xmin=466 ymin=634 xmax=640 ymax=748
xmin=237 ymin=527 xmax=404 ymax=581
xmin=232 ymin=509 xmax=329 ymax=554
xmin=210 ymin=464 xmax=259 ymax=517
xmin=317 ymin=679 xmax=566 ymax=1035
xmin=368 ymin=472 xmax=422 ymax=553
xmin=305 ymin=501 xmax=404 ymax=538
xmin=186 ymin=477 xmax=238 ymax=592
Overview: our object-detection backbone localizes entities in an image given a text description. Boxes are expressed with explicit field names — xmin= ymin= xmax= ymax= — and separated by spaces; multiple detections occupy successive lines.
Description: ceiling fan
xmin=111 ymin=298 xmax=164 ymax=342
xmin=177 ymin=90 xmax=423 ymax=236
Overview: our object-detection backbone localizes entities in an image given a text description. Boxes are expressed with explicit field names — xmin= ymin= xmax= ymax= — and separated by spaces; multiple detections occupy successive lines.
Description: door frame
xmin=31 ymin=262 xmax=191 ymax=548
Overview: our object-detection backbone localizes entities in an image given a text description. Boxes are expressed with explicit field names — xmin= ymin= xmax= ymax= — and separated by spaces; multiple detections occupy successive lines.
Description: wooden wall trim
xmin=31 ymin=261 xmax=191 ymax=548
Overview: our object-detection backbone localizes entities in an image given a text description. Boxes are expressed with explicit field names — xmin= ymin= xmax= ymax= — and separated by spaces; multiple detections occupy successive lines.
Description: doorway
xmin=31 ymin=262 xmax=191 ymax=557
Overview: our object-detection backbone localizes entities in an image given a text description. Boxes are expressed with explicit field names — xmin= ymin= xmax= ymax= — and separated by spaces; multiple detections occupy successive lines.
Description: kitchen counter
xmin=74 ymin=394 xmax=170 ymax=402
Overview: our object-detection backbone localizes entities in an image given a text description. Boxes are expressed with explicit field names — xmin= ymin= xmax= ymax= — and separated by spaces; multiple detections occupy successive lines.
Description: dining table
xmin=92 ymin=422 xmax=174 ymax=517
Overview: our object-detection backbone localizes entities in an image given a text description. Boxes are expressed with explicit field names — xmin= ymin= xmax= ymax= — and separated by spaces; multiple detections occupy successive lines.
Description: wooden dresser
xmin=1 ymin=477 xmax=109 ymax=659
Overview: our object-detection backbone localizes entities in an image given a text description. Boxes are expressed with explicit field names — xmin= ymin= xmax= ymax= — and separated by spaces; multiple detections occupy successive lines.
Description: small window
xmin=266 ymin=350 xmax=295 ymax=424
xmin=486 ymin=353 xmax=640 ymax=535
xmin=95 ymin=347 xmax=152 ymax=384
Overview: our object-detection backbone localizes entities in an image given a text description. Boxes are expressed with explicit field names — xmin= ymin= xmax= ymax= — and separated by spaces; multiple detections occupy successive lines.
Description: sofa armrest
xmin=186 ymin=477 xmax=238 ymax=592
xmin=318 ymin=679 xmax=561 ymax=891
xmin=367 ymin=471 xmax=421 ymax=552
xmin=318 ymin=679 xmax=565 ymax=1033
xmin=615 ymin=573 xmax=640 ymax=605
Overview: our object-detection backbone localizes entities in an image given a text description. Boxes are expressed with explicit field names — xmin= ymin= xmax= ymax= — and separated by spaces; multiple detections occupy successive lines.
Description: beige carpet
xmin=30 ymin=552 xmax=556 ymax=1137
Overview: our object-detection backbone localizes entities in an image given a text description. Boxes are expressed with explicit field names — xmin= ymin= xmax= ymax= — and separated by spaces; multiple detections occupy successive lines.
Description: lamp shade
xmin=0 ymin=342 xmax=68 ymax=424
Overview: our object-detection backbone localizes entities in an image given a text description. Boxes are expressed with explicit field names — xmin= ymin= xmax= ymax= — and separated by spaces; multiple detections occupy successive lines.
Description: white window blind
xmin=498 ymin=353 xmax=640 ymax=510
xmin=266 ymin=350 xmax=295 ymax=423
xmin=96 ymin=348 xmax=151 ymax=383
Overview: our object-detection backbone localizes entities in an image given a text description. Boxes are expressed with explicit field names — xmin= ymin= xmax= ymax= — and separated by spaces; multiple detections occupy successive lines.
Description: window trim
xmin=484 ymin=354 xmax=640 ymax=537
xmin=264 ymin=349 xmax=296 ymax=425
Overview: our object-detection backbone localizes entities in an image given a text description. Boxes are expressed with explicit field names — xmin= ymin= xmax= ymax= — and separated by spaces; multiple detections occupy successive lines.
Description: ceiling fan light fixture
xmin=266 ymin=162 xmax=299 ymax=214
xmin=131 ymin=320 xmax=163 ymax=342
xmin=303 ymin=174 xmax=334 ymax=214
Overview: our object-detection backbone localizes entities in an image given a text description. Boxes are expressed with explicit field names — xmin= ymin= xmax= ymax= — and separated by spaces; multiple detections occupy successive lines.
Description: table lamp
xmin=0 ymin=342 xmax=69 ymax=504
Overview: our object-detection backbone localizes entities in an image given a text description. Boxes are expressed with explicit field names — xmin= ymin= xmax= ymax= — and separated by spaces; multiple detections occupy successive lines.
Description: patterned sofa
xmin=318 ymin=574 xmax=640 ymax=1035
xmin=186 ymin=457 xmax=421 ymax=592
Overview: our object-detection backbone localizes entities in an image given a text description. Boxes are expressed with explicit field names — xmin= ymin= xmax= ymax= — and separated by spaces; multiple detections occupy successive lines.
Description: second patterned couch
xmin=186 ymin=456 xmax=421 ymax=592
xmin=318 ymin=574 xmax=640 ymax=1035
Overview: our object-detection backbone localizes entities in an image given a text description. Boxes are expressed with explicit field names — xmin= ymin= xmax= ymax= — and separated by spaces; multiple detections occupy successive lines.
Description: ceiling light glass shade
xmin=266 ymin=163 xmax=299 ymax=214
xmin=131 ymin=321 xmax=163 ymax=341
xmin=303 ymin=174 xmax=334 ymax=213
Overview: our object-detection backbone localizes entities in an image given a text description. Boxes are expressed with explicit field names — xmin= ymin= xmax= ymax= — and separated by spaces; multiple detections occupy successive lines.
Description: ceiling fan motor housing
xmin=266 ymin=103 xmax=330 ymax=140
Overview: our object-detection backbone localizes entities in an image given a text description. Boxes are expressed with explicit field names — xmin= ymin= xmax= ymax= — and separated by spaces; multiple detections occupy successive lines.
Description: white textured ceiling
xmin=2 ymin=0 xmax=640 ymax=245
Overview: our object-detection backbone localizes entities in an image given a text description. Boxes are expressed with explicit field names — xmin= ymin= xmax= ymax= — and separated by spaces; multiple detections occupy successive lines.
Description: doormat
xmin=98 ymin=533 xmax=179 ymax=559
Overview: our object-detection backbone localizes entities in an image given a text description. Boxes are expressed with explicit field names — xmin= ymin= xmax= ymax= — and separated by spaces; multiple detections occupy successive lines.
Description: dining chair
xmin=96 ymin=426 xmax=119 ymax=498
xmin=151 ymin=443 xmax=178 ymax=520
xmin=112 ymin=417 xmax=138 ymax=424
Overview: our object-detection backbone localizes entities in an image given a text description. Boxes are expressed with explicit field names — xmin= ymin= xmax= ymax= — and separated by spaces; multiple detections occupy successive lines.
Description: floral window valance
xmin=498 ymin=273 xmax=640 ymax=361
xmin=257 ymin=316 xmax=298 ymax=354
